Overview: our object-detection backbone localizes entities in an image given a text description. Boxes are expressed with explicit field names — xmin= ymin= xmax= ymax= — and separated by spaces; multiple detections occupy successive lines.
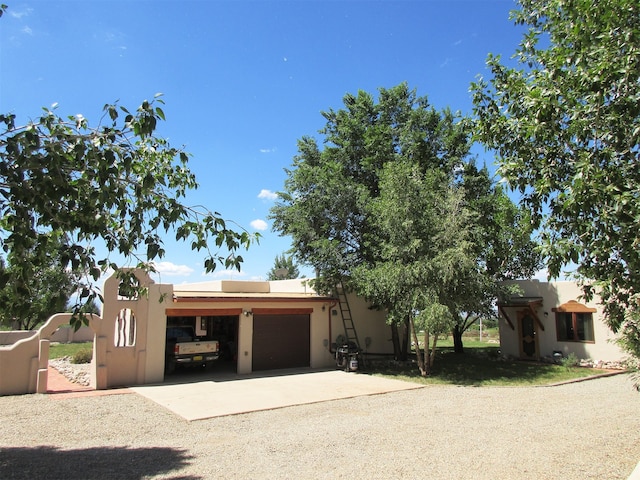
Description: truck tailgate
xmin=176 ymin=341 xmax=218 ymax=355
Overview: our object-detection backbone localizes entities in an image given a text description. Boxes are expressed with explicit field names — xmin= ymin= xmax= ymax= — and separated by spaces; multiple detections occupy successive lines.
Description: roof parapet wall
xmin=221 ymin=280 xmax=270 ymax=293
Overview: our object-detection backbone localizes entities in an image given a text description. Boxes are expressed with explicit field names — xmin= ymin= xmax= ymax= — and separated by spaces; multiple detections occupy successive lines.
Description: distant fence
xmin=0 ymin=326 xmax=94 ymax=346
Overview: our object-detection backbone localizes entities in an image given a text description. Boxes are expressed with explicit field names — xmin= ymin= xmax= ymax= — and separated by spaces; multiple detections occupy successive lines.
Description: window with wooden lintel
xmin=553 ymin=300 xmax=596 ymax=343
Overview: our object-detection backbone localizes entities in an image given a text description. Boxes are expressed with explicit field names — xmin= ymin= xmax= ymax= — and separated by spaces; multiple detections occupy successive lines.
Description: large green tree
xmin=353 ymin=163 xmax=473 ymax=375
xmin=0 ymin=97 xmax=254 ymax=329
xmin=471 ymin=0 xmax=640 ymax=364
xmin=271 ymin=83 xmax=539 ymax=365
xmin=271 ymin=84 xmax=470 ymax=359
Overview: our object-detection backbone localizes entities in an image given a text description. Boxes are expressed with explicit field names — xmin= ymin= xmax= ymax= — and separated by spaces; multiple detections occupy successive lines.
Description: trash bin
xmin=335 ymin=341 xmax=359 ymax=372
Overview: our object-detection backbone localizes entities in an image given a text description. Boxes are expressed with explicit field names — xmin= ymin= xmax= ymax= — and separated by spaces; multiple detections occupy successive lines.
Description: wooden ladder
xmin=335 ymin=282 xmax=361 ymax=351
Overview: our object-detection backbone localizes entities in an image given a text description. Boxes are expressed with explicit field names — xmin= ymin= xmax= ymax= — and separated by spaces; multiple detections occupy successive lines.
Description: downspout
xmin=327 ymin=300 xmax=338 ymax=354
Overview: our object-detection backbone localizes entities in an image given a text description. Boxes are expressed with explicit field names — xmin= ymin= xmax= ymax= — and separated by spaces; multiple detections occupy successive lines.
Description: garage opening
xmin=165 ymin=314 xmax=239 ymax=373
xmin=204 ymin=315 xmax=239 ymax=371
xmin=252 ymin=314 xmax=310 ymax=371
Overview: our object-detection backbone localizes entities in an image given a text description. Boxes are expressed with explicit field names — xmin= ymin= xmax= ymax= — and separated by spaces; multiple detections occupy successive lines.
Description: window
xmin=554 ymin=301 xmax=595 ymax=342
xmin=114 ymin=308 xmax=136 ymax=347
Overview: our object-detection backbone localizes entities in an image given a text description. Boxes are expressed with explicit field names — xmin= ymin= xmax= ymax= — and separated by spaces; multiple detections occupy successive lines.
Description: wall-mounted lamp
xmin=243 ymin=310 xmax=253 ymax=317
xmin=544 ymin=312 xmax=549 ymax=317
xmin=322 ymin=304 xmax=326 ymax=312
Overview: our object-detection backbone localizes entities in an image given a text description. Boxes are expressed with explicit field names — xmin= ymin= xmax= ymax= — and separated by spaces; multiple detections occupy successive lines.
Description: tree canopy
xmin=471 ymin=0 xmax=640 ymax=362
xmin=0 ymin=97 xmax=254 ymax=328
xmin=271 ymin=84 xmax=470 ymax=291
xmin=0 ymin=235 xmax=79 ymax=330
xmin=353 ymin=162 xmax=474 ymax=374
xmin=271 ymin=83 xmax=540 ymax=370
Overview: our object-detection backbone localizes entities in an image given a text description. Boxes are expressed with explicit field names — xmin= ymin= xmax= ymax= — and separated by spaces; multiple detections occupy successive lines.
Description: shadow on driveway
xmin=0 ymin=445 xmax=199 ymax=480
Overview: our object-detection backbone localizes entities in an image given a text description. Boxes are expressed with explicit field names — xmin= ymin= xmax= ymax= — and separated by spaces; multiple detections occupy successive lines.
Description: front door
xmin=517 ymin=310 xmax=538 ymax=360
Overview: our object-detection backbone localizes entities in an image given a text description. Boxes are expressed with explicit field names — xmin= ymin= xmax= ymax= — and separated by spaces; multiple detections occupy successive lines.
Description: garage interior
xmin=166 ymin=315 xmax=239 ymax=374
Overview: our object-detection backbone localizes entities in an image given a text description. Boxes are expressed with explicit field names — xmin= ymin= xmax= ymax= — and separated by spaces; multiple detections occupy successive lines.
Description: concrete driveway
xmin=131 ymin=368 xmax=423 ymax=421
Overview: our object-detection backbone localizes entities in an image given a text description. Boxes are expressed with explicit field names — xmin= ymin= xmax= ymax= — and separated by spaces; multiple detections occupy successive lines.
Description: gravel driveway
xmin=1 ymin=373 xmax=639 ymax=479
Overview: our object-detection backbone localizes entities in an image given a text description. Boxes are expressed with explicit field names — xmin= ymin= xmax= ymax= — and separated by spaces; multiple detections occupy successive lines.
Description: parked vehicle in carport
xmin=165 ymin=326 xmax=219 ymax=374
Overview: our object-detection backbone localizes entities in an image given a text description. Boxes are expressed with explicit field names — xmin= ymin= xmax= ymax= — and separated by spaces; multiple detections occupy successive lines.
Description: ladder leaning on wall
xmin=334 ymin=282 xmax=362 ymax=353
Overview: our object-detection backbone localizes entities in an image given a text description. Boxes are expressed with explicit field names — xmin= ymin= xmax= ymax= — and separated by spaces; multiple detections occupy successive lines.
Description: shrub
xmin=71 ymin=348 xmax=93 ymax=364
xmin=560 ymin=352 xmax=579 ymax=369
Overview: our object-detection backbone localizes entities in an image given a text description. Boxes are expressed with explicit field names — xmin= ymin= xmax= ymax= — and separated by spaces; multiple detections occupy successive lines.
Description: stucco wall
xmin=0 ymin=333 xmax=40 ymax=395
xmin=0 ymin=313 xmax=84 ymax=395
xmin=94 ymin=270 xmax=169 ymax=388
xmin=500 ymin=280 xmax=625 ymax=362
xmin=0 ymin=326 xmax=94 ymax=346
xmin=330 ymin=293 xmax=393 ymax=356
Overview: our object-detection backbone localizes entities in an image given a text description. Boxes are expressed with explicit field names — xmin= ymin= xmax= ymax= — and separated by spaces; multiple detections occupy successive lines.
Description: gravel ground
xmin=0 ymin=373 xmax=639 ymax=480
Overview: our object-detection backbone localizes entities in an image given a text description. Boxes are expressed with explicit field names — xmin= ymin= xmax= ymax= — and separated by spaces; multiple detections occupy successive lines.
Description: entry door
xmin=517 ymin=310 xmax=538 ymax=360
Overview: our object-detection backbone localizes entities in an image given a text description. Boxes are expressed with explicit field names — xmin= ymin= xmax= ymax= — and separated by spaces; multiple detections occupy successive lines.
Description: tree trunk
xmin=409 ymin=315 xmax=427 ymax=376
xmin=429 ymin=336 xmax=439 ymax=368
xmin=401 ymin=317 xmax=410 ymax=360
xmin=388 ymin=321 xmax=411 ymax=361
xmin=390 ymin=323 xmax=402 ymax=360
xmin=423 ymin=329 xmax=431 ymax=376
xmin=452 ymin=324 xmax=464 ymax=354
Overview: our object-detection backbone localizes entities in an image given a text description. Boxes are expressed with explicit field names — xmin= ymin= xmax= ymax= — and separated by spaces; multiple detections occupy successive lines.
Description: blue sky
xmin=0 ymin=0 xmax=527 ymax=285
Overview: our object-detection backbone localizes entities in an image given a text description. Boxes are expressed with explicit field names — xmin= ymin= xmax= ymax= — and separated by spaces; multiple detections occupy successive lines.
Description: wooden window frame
xmin=552 ymin=301 xmax=596 ymax=343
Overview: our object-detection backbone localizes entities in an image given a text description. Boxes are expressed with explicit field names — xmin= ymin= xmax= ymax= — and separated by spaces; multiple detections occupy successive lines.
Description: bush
xmin=71 ymin=348 xmax=93 ymax=364
xmin=560 ymin=352 xmax=579 ymax=369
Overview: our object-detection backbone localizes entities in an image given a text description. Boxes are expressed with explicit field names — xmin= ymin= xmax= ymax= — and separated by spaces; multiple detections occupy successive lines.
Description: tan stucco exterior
xmin=0 ymin=271 xmax=393 ymax=395
xmin=93 ymin=269 xmax=171 ymax=389
xmin=169 ymin=278 xmax=393 ymax=374
xmin=499 ymin=280 xmax=626 ymax=363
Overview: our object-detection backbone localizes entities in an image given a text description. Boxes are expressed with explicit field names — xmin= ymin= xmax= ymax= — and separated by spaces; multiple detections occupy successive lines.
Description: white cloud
xmin=258 ymin=189 xmax=278 ymax=201
xmin=10 ymin=8 xmax=33 ymax=19
xmin=203 ymin=269 xmax=246 ymax=279
xmin=250 ymin=219 xmax=268 ymax=231
xmin=152 ymin=261 xmax=194 ymax=277
xmin=260 ymin=147 xmax=276 ymax=153
xmin=21 ymin=26 xmax=33 ymax=35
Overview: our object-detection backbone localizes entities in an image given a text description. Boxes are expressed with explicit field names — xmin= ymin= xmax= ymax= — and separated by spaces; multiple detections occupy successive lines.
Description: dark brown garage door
xmin=252 ymin=314 xmax=310 ymax=371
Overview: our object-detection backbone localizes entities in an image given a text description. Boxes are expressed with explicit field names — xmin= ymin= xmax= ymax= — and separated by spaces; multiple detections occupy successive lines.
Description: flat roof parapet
xmin=221 ymin=280 xmax=270 ymax=293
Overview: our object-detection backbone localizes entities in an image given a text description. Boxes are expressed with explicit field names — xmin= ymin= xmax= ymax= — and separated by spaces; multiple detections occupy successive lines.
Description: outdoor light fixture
xmin=243 ymin=310 xmax=253 ymax=317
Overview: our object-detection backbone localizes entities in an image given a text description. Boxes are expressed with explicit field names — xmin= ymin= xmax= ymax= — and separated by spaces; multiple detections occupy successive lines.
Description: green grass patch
xmin=369 ymin=345 xmax=606 ymax=387
xmin=49 ymin=342 xmax=93 ymax=360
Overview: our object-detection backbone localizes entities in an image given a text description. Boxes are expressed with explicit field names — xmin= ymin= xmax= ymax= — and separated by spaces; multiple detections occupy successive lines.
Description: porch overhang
xmin=497 ymin=297 xmax=545 ymax=331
